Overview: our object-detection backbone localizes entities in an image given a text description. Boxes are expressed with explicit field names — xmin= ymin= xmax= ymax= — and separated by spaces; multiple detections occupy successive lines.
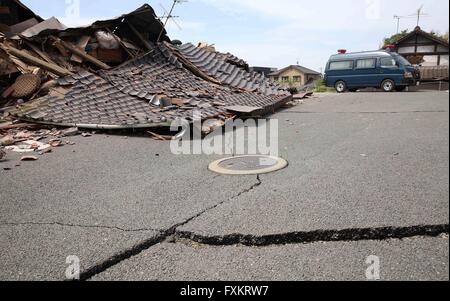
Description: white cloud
xmin=200 ymin=0 xmax=449 ymax=33
xmin=200 ymin=0 xmax=448 ymax=69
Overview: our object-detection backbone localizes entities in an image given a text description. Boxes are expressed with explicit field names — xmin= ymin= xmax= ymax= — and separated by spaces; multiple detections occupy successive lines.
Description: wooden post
xmin=127 ymin=21 xmax=154 ymax=51
xmin=49 ymin=36 xmax=111 ymax=70
xmin=5 ymin=46 xmax=73 ymax=77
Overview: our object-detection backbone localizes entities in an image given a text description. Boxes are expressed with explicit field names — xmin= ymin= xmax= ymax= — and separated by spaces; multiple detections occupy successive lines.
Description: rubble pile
xmin=0 ymin=1 xmax=306 ymax=166
xmin=1 ymin=3 xmax=170 ymax=109
xmin=1 ymin=1 xmax=292 ymax=126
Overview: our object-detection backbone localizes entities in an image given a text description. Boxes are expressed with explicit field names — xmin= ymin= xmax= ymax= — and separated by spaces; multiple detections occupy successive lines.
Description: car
xmin=324 ymin=49 xmax=421 ymax=93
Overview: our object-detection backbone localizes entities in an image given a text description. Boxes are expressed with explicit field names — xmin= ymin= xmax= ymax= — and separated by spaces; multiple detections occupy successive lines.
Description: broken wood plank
xmin=23 ymin=40 xmax=54 ymax=63
xmin=127 ymin=21 xmax=154 ymax=51
xmin=3 ymin=46 xmax=73 ymax=77
xmin=70 ymin=35 xmax=90 ymax=63
xmin=0 ymin=122 xmax=41 ymax=130
xmin=49 ymin=36 xmax=110 ymax=70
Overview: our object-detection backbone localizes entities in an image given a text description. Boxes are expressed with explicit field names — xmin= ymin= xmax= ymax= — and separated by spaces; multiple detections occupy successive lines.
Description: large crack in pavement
xmin=78 ymin=175 xmax=262 ymax=281
xmin=74 ymin=173 xmax=448 ymax=281
xmin=174 ymin=224 xmax=449 ymax=247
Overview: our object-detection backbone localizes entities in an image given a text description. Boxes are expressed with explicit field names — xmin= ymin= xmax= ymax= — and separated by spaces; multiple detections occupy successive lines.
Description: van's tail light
xmin=404 ymin=72 xmax=413 ymax=79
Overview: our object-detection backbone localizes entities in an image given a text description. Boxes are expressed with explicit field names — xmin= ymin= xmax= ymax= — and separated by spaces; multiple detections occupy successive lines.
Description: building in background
xmin=393 ymin=26 xmax=449 ymax=66
xmin=250 ymin=66 xmax=278 ymax=77
xmin=391 ymin=26 xmax=449 ymax=82
xmin=267 ymin=65 xmax=322 ymax=87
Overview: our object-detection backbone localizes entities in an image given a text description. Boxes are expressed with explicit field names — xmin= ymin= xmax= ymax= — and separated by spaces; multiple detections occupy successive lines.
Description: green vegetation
xmin=382 ymin=30 xmax=449 ymax=47
xmin=313 ymin=79 xmax=334 ymax=93
xmin=383 ymin=30 xmax=409 ymax=46
xmin=171 ymin=39 xmax=183 ymax=46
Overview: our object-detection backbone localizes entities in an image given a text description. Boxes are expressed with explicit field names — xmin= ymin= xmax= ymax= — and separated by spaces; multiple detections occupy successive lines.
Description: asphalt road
xmin=1 ymin=91 xmax=448 ymax=281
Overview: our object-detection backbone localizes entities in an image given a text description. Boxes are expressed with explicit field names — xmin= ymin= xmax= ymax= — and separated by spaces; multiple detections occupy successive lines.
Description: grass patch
xmin=313 ymin=79 xmax=335 ymax=93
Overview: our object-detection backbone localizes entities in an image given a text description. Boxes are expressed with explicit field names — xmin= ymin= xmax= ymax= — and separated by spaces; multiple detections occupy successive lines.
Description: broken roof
xmin=3 ymin=3 xmax=291 ymax=129
xmin=0 ymin=0 xmax=44 ymax=26
xmin=26 ymin=4 xmax=169 ymax=43
xmin=19 ymin=17 xmax=66 ymax=38
xmin=170 ymin=43 xmax=284 ymax=96
xmin=10 ymin=42 xmax=290 ymax=129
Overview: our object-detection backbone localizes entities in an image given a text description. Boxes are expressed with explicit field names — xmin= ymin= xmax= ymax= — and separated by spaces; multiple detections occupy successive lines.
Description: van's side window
xmin=329 ymin=61 xmax=353 ymax=70
xmin=380 ymin=58 xmax=396 ymax=67
xmin=355 ymin=58 xmax=376 ymax=69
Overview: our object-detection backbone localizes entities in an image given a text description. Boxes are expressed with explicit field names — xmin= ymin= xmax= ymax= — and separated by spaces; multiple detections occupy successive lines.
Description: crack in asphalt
xmin=77 ymin=175 xmax=263 ymax=281
xmin=71 ymin=172 xmax=447 ymax=281
xmin=173 ymin=224 xmax=449 ymax=247
xmin=0 ymin=221 xmax=160 ymax=233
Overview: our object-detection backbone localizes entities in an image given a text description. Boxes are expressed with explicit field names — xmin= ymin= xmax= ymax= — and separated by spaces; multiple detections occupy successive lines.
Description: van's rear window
xmin=329 ymin=61 xmax=353 ymax=70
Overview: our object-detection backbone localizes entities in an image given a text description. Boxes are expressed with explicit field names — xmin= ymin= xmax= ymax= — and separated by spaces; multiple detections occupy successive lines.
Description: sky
xmin=22 ymin=0 xmax=449 ymax=72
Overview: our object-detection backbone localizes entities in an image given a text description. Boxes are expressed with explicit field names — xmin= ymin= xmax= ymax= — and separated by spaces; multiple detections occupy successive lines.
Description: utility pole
xmin=393 ymin=15 xmax=402 ymax=34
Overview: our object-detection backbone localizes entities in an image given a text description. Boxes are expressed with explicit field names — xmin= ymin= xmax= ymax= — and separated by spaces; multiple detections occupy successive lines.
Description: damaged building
xmin=1 ymin=1 xmax=292 ymax=132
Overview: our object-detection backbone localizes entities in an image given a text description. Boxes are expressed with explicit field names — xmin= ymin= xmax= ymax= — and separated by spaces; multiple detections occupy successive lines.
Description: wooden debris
xmin=4 ymin=46 xmax=73 ymax=77
xmin=0 ymin=122 xmax=41 ymax=130
xmin=49 ymin=36 xmax=111 ymax=70
xmin=127 ymin=21 xmax=154 ymax=52
xmin=70 ymin=35 xmax=91 ymax=63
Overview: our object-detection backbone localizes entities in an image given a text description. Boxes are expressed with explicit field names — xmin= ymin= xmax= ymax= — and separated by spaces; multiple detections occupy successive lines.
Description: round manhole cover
xmin=209 ymin=155 xmax=288 ymax=175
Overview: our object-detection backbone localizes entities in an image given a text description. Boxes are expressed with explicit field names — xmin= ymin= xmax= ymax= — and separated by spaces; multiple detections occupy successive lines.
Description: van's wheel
xmin=335 ymin=81 xmax=347 ymax=93
xmin=381 ymin=79 xmax=395 ymax=92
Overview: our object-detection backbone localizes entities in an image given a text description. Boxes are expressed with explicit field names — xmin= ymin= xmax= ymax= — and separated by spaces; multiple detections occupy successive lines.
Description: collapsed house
xmin=0 ymin=1 xmax=292 ymax=131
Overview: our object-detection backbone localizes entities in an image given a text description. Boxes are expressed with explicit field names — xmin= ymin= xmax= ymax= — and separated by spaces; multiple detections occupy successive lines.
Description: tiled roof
xmin=171 ymin=43 xmax=285 ymax=96
xmin=268 ymin=65 xmax=321 ymax=76
xmin=11 ymin=43 xmax=290 ymax=129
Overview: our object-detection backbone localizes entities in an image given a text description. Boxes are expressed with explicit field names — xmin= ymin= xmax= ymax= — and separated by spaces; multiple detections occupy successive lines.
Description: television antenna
xmin=157 ymin=0 xmax=188 ymax=42
xmin=158 ymin=3 xmax=182 ymax=30
xmin=393 ymin=15 xmax=408 ymax=34
xmin=409 ymin=5 xmax=428 ymax=27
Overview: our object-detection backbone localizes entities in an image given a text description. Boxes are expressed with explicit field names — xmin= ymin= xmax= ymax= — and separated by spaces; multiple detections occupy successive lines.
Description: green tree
xmin=382 ymin=29 xmax=449 ymax=47
xmin=383 ymin=30 xmax=409 ymax=46
xmin=429 ymin=30 xmax=449 ymax=42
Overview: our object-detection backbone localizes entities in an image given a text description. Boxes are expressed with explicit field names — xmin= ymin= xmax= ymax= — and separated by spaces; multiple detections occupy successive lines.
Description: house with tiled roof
xmin=388 ymin=26 xmax=449 ymax=81
xmin=268 ymin=65 xmax=321 ymax=87
xmin=393 ymin=26 xmax=449 ymax=67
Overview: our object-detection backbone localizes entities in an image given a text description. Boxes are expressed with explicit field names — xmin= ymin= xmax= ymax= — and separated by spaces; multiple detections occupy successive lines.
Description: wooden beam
xmin=23 ymin=40 xmax=56 ymax=65
xmin=49 ymin=36 xmax=111 ymax=70
xmin=4 ymin=46 xmax=73 ymax=77
xmin=126 ymin=21 xmax=153 ymax=51
xmin=105 ymin=27 xmax=134 ymax=59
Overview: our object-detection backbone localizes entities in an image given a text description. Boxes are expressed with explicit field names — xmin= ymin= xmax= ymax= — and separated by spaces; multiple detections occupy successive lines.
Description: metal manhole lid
xmin=209 ymin=155 xmax=288 ymax=175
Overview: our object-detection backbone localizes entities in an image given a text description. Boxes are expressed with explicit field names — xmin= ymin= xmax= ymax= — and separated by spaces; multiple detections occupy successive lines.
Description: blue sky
xmin=22 ymin=0 xmax=449 ymax=72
